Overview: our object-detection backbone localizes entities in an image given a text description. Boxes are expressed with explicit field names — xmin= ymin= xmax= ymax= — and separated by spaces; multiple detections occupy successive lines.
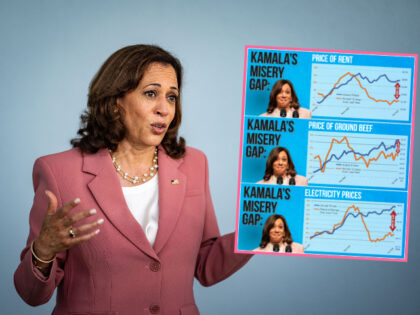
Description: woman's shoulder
xmin=253 ymin=244 xmax=272 ymax=252
xmin=32 ymin=148 xmax=86 ymax=183
xmin=184 ymin=146 xmax=205 ymax=157
xmin=35 ymin=148 xmax=83 ymax=166
xmin=294 ymin=174 xmax=308 ymax=186
xmin=291 ymin=242 xmax=304 ymax=253
xmin=182 ymin=146 xmax=207 ymax=163
xmin=174 ymin=146 xmax=209 ymax=173
xmin=298 ymin=107 xmax=312 ymax=119
xmin=259 ymin=109 xmax=278 ymax=117
xmin=256 ymin=176 xmax=275 ymax=185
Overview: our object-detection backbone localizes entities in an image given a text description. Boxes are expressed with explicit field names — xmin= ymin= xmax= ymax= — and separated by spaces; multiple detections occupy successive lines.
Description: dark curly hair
xmin=263 ymin=147 xmax=296 ymax=181
xmin=266 ymin=79 xmax=300 ymax=114
xmin=71 ymin=44 xmax=185 ymax=158
xmin=259 ymin=214 xmax=293 ymax=248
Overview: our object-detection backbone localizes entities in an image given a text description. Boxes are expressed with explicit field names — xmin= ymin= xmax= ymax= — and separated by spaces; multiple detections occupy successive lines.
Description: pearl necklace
xmin=110 ymin=148 xmax=158 ymax=184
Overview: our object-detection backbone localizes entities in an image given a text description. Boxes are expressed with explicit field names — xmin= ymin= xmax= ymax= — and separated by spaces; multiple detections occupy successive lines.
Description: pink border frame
xmin=234 ymin=45 xmax=418 ymax=262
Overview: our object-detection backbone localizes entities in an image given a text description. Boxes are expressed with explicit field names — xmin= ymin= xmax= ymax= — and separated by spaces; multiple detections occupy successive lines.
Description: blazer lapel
xmin=83 ymin=149 xmax=158 ymax=261
xmin=153 ymin=147 xmax=186 ymax=254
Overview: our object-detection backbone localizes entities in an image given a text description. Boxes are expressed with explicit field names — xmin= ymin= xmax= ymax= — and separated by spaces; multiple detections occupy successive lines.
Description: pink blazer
xmin=14 ymin=146 xmax=251 ymax=315
xmin=260 ymin=107 xmax=312 ymax=119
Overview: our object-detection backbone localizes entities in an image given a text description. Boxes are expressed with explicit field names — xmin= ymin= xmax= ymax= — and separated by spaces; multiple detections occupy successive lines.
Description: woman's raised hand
xmin=32 ymin=190 xmax=103 ymax=262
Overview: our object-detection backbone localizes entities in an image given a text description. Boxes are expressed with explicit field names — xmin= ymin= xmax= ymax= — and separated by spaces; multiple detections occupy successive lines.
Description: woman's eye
xmin=168 ymin=95 xmax=177 ymax=103
xmin=145 ymin=90 xmax=156 ymax=98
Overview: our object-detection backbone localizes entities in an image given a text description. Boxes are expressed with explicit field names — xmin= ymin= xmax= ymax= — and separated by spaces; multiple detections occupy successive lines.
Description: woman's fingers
xmin=67 ymin=208 xmax=97 ymax=226
xmin=70 ymin=218 xmax=104 ymax=236
xmin=45 ymin=190 xmax=58 ymax=215
xmin=38 ymin=194 xmax=103 ymax=255
xmin=37 ymin=216 xmax=103 ymax=255
xmin=55 ymin=197 xmax=81 ymax=219
xmin=70 ymin=228 xmax=101 ymax=246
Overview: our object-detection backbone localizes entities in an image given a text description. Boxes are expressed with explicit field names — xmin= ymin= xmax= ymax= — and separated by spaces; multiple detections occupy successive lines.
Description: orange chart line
xmin=317 ymin=72 xmax=399 ymax=106
xmin=311 ymin=205 xmax=394 ymax=242
xmin=314 ymin=136 xmax=399 ymax=173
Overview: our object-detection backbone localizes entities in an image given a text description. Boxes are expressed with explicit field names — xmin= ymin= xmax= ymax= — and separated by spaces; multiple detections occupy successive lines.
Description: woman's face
xmin=275 ymin=83 xmax=292 ymax=108
xmin=118 ymin=62 xmax=178 ymax=149
xmin=269 ymin=218 xmax=285 ymax=244
xmin=272 ymin=151 xmax=289 ymax=177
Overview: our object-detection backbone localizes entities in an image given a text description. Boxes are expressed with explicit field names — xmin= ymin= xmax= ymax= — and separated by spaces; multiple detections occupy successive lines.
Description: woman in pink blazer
xmin=14 ymin=45 xmax=251 ymax=315
xmin=253 ymin=214 xmax=304 ymax=254
xmin=256 ymin=147 xmax=308 ymax=186
xmin=259 ymin=79 xmax=312 ymax=119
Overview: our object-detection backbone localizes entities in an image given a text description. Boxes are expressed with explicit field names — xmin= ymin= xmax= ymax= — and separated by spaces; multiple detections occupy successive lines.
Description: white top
xmin=122 ymin=174 xmax=159 ymax=246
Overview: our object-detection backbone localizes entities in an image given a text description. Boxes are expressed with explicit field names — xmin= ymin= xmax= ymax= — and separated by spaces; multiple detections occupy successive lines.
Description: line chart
xmin=306 ymin=131 xmax=408 ymax=189
xmin=310 ymin=64 xmax=411 ymax=121
xmin=309 ymin=205 xmax=395 ymax=242
xmin=313 ymin=137 xmax=400 ymax=173
xmin=303 ymin=199 xmax=404 ymax=257
xmin=317 ymin=72 xmax=400 ymax=106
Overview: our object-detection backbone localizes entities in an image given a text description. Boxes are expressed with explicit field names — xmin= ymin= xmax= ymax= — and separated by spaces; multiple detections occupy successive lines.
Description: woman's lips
xmin=151 ymin=123 xmax=167 ymax=135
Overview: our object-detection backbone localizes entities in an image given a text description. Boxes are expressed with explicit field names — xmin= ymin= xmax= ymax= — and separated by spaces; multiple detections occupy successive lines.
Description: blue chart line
xmin=313 ymin=139 xmax=400 ymax=174
xmin=310 ymin=206 xmax=395 ymax=240
xmin=317 ymin=73 xmax=400 ymax=104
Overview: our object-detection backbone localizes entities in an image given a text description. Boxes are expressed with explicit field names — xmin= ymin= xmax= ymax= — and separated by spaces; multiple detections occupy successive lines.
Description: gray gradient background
xmin=2 ymin=0 xmax=419 ymax=314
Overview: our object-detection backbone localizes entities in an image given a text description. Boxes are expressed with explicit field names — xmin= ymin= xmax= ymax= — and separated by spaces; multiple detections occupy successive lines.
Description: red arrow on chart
xmin=394 ymin=83 xmax=400 ymax=99
xmin=390 ymin=210 xmax=397 ymax=232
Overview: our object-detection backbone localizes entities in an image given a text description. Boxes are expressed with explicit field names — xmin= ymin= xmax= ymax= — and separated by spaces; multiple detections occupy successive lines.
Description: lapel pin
xmin=171 ymin=179 xmax=180 ymax=185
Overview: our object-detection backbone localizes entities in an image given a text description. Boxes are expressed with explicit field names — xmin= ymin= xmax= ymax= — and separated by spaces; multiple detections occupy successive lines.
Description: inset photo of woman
xmin=254 ymin=214 xmax=304 ymax=253
xmin=260 ymin=80 xmax=312 ymax=119
xmin=257 ymin=147 xmax=308 ymax=186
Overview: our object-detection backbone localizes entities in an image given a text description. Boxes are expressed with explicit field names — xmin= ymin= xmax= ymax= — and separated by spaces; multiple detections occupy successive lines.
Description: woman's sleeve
xmin=194 ymin=154 xmax=252 ymax=287
xmin=14 ymin=157 xmax=66 ymax=306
